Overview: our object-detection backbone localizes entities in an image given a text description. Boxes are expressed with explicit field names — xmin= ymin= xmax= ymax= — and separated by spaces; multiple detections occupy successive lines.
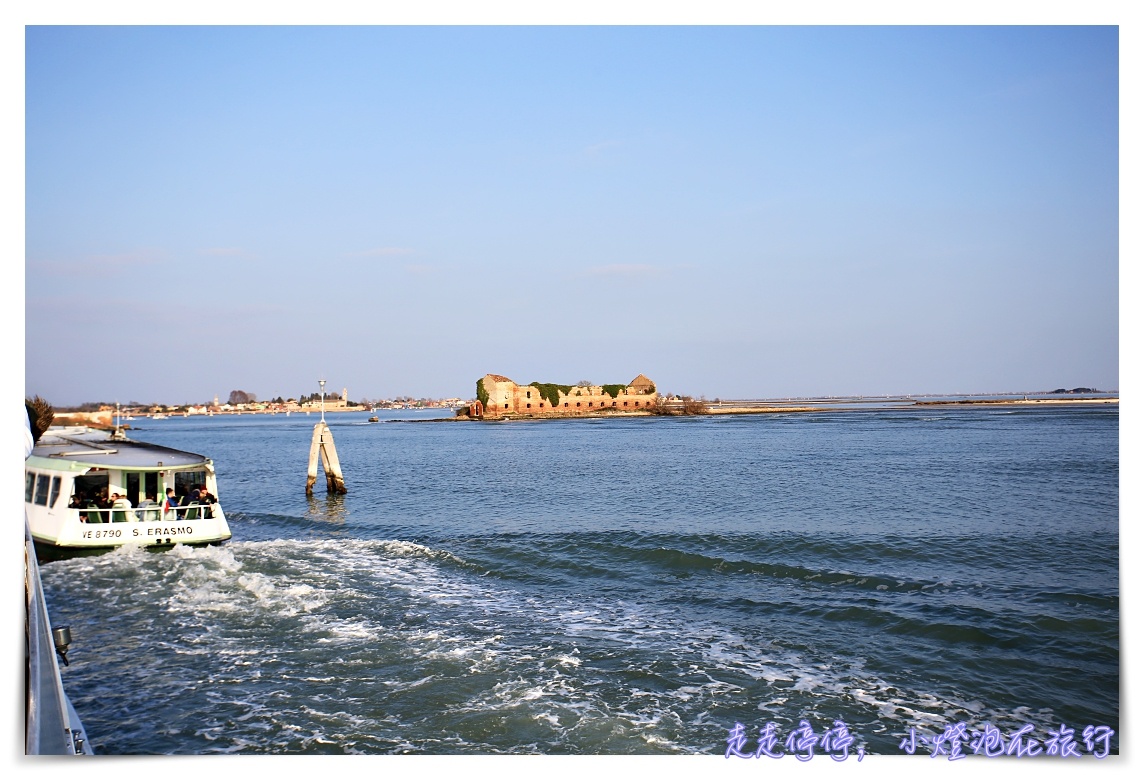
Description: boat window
xmin=25 ymin=472 xmax=35 ymax=502
xmin=145 ymin=472 xmax=159 ymax=501
xmin=74 ymin=473 xmax=109 ymax=507
xmin=126 ymin=473 xmax=141 ymax=505
xmin=49 ymin=477 xmax=61 ymax=507
xmin=34 ymin=475 xmax=51 ymax=506
xmin=174 ymin=471 xmax=207 ymax=497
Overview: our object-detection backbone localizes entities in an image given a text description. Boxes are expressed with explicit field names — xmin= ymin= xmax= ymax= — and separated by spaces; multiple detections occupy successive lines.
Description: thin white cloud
xmin=582 ymin=264 xmax=662 ymax=278
xmin=27 ymin=250 xmax=164 ymax=278
xmin=583 ymin=139 xmax=622 ymax=158
xmin=347 ymin=247 xmax=416 ymax=258
xmin=85 ymin=251 xmax=163 ymax=266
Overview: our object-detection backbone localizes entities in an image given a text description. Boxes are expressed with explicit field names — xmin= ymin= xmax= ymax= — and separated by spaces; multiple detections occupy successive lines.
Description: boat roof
xmin=27 ymin=426 xmax=209 ymax=471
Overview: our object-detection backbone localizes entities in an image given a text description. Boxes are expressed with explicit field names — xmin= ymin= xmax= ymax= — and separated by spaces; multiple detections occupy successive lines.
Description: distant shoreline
xmin=51 ymin=395 xmax=1118 ymax=428
xmin=911 ymin=398 xmax=1118 ymax=407
xmin=706 ymin=397 xmax=1117 ymax=415
xmin=458 ymin=396 xmax=1119 ymax=422
xmin=691 ymin=396 xmax=1118 ymax=416
xmin=429 ymin=396 xmax=1119 ymax=423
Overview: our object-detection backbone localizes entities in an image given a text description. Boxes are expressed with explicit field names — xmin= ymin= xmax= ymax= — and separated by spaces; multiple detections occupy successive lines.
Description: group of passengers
xmin=73 ymin=484 xmax=216 ymax=523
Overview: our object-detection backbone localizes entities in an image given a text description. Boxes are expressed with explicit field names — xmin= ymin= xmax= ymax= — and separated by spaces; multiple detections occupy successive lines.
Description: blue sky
xmin=24 ymin=24 xmax=1119 ymax=405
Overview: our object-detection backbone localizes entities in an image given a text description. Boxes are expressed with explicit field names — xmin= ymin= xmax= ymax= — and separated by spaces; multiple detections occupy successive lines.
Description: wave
xmin=39 ymin=534 xmax=1117 ymax=755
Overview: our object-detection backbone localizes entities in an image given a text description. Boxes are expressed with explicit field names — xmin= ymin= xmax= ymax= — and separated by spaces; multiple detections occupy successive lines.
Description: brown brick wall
xmin=480 ymin=374 xmax=657 ymax=418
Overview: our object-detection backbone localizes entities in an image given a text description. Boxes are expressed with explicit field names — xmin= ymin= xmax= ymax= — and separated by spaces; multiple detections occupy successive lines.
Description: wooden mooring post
xmin=305 ymin=378 xmax=347 ymax=495
xmin=306 ymin=422 xmax=346 ymax=495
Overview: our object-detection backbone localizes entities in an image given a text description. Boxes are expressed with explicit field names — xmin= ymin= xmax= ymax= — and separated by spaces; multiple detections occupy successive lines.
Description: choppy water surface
xmin=39 ymin=406 xmax=1119 ymax=755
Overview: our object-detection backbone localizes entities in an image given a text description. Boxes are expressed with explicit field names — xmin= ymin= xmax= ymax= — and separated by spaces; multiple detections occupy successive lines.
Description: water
xmin=38 ymin=406 xmax=1119 ymax=755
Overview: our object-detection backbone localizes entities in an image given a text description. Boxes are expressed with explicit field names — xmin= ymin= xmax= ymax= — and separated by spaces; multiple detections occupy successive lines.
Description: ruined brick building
xmin=470 ymin=374 xmax=658 ymax=418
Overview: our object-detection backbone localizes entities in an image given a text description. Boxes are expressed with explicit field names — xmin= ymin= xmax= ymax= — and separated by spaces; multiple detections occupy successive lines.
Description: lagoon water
xmin=39 ymin=405 xmax=1119 ymax=755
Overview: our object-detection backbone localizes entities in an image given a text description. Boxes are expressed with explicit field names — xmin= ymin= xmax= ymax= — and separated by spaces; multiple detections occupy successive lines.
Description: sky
xmin=23 ymin=20 xmax=1121 ymax=406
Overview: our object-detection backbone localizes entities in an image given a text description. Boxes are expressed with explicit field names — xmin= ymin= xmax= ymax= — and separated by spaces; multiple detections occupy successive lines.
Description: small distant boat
xmin=152 ymin=413 xmax=168 ymax=420
xmin=368 ymin=416 xmax=379 ymax=423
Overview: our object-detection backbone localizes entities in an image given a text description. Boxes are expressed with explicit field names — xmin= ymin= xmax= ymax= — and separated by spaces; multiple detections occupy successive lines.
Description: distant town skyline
xmin=46 ymin=382 xmax=1119 ymax=413
xmin=24 ymin=24 xmax=1120 ymax=407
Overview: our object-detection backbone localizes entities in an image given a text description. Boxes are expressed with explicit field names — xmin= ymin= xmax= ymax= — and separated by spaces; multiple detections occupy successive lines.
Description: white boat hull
xmin=30 ymin=509 xmax=232 ymax=551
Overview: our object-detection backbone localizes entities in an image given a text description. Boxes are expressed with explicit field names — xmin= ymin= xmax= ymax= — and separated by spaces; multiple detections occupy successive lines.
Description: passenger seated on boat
xmin=179 ymin=488 xmax=201 ymax=520
xmin=138 ymin=493 xmax=161 ymax=522
xmin=110 ymin=493 xmax=136 ymax=522
xmin=71 ymin=491 xmax=103 ymax=523
xmin=71 ymin=494 xmax=88 ymax=522
xmin=199 ymin=486 xmax=216 ymax=519
xmin=164 ymin=488 xmax=179 ymax=515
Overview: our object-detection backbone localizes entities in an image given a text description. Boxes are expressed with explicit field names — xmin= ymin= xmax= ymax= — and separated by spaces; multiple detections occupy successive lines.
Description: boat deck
xmin=29 ymin=427 xmax=207 ymax=470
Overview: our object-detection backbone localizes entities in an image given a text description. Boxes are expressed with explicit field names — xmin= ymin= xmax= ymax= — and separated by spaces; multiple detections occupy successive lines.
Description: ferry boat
xmin=25 ymin=425 xmax=232 ymax=556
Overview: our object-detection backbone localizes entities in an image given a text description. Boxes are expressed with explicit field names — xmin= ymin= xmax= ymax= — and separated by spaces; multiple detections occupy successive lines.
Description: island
xmin=463 ymin=374 xmax=660 ymax=419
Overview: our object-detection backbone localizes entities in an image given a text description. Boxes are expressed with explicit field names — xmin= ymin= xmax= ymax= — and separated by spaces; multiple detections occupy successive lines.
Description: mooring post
xmin=305 ymin=378 xmax=347 ymax=495
xmin=305 ymin=422 xmax=347 ymax=495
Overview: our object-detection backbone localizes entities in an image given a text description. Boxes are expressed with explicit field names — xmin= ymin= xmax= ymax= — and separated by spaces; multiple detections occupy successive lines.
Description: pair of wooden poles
xmin=305 ymin=422 xmax=347 ymax=495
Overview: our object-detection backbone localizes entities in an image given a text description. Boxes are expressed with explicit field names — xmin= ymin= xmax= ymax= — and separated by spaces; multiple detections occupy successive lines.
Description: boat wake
xmin=37 ymin=536 xmax=1094 ymax=754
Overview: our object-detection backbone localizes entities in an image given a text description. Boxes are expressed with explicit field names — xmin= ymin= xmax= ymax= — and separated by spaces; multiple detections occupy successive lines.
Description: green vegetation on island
xmin=528 ymin=382 xmax=573 ymax=408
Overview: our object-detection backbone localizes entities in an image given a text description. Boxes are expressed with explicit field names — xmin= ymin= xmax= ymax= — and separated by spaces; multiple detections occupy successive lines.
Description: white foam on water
xmin=535 ymin=712 xmax=562 ymax=727
xmin=107 ymin=542 xmax=149 ymax=558
xmin=171 ymin=541 xmax=243 ymax=569
xmin=44 ymin=534 xmax=1096 ymax=754
xmin=239 ymin=573 xmax=321 ymax=609
xmin=381 ymin=675 xmax=439 ymax=692
xmin=304 ymin=614 xmax=381 ymax=643
xmin=668 ymin=685 xmax=702 ymax=702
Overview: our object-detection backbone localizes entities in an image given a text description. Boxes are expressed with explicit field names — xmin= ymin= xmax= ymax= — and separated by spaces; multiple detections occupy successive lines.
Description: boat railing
xmin=73 ymin=503 xmax=219 ymax=523
xmin=26 ymin=514 xmax=91 ymax=754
